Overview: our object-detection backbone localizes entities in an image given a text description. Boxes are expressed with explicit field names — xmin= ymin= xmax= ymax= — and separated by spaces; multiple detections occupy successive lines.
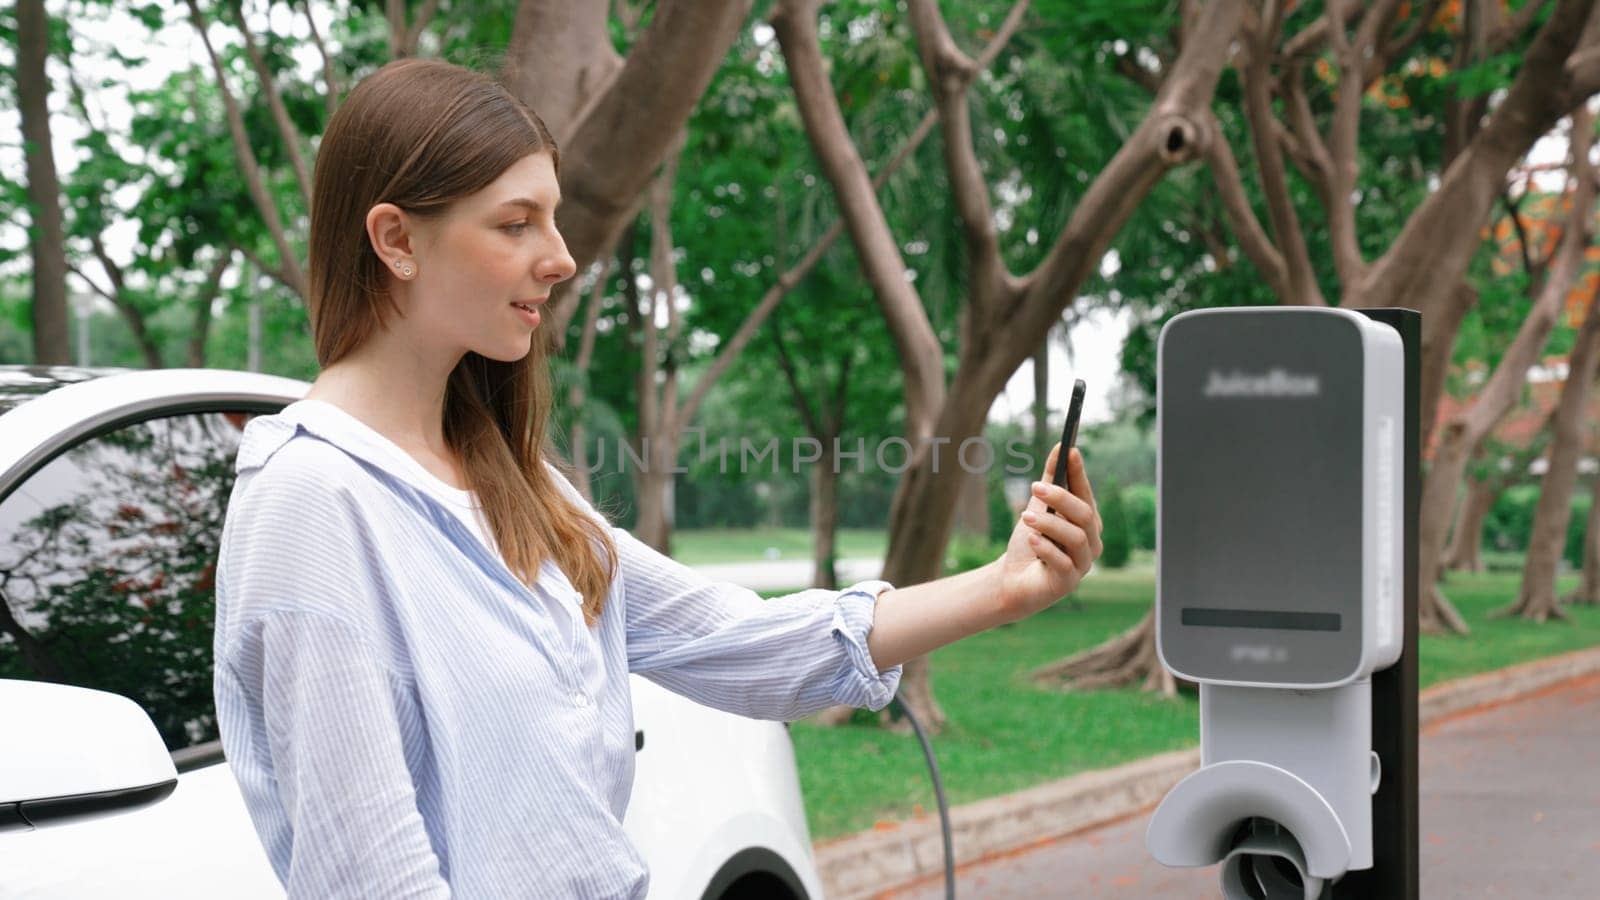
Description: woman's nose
xmin=538 ymin=231 xmax=577 ymax=285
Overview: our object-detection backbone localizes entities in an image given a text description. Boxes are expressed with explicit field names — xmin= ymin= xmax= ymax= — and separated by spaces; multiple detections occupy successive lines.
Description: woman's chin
xmin=478 ymin=337 xmax=536 ymax=364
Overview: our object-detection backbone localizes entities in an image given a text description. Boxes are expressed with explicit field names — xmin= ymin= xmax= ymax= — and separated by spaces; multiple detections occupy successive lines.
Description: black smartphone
xmin=1050 ymin=378 xmax=1086 ymax=493
xmin=1039 ymin=377 xmax=1086 ymax=540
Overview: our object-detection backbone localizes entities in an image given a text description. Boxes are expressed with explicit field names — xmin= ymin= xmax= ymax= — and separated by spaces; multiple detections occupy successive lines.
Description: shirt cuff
xmin=828 ymin=579 xmax=901 ymax=711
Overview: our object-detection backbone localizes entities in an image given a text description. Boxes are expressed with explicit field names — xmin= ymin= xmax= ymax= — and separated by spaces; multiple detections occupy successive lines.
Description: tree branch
xmin=188 ymin=250 xmax=232 ymax=367
xmin=403 ymin=0 xmax=442 ymax=56
xmin=1281 ymin=2 xmax=1361 ymax=61
xmin=229 ymin=240 xmax=296 ymax=296
xmin=547 ymin=0 xmax=749 ymax=279
xmin=185 ymin=0 xmax=307 ymax=301
xmin=80 ymin=236 xmax=163 ymax=368
xmin=1244 ymin=42 xmax=1326 ymax=305
xmin=1565 ymin=7 xmax=1600 ymax=98
xmin=384 ymin=0 xmax=406 ymax=58
xmin=1322 ymin=0 xmax=1407 ymax=294
xmin=299 ymin=0 xmax=338 ymax=117
xmin=1204 ymin=113 xmax=1290 ymax=297
xmin=505 ymin=0 xmax=622 ymax=144
xmin=229 ymin=0 xmax=312 ymax=209
xmin=904 ymin=0 xmax=1029 ymax=316
xmin=772 ymin=0 xmax=945 ymax=438
xmin=674 ymin=0 xmax=1032 ymax=433
xmin=767 ymin=307 xmax=822 ymax=438
xmin=1381 ymin=0 xmax=1448 ymax=63
xmin=1503 ymin=189 xmax=1538 ymax=279
xmin=998 ymin=0 xmax=1246 ymax=393
xmin=1491 ymin=0 xmax=1555 ymax=54
xmin=1359 ymin=0 xmax=1600 ymax=313
xmin=1121 ymin=31 xmax=1291 ymax=298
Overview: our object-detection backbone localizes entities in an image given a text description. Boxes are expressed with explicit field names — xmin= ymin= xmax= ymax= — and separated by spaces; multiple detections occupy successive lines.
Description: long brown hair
xmin=307 ymin=58 xmax=616 ymax=624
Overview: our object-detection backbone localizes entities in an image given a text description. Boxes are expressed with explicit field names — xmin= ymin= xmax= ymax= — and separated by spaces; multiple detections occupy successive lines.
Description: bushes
xmin=1123 ymin=483 xmax=1156 ymax=551
xmin=1486 ymin=483 xmax=1593 ymax=569
xmin=1099 ymin=476 xmax=1131 ymax=568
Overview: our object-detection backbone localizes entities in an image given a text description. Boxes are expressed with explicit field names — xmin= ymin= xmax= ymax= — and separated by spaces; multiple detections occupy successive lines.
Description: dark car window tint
xmin=0 ymin=411 xmax=258 ymax=753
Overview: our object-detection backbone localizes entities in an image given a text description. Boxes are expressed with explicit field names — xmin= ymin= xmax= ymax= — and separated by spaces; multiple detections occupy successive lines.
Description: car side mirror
xmin=0 ymin=680 xmax=178 ymax=833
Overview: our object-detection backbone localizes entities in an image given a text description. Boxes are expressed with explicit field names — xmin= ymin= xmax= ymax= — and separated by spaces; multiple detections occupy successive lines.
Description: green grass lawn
xmin=671 ymin=527 xmax=888 ymax=565
xmin=791 ymin=553 xmax=1599 ymax=842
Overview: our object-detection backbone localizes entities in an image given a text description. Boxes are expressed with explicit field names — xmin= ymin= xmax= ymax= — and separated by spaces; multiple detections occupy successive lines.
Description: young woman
xmin=214 ymin=58 xmax=1104 ymax=898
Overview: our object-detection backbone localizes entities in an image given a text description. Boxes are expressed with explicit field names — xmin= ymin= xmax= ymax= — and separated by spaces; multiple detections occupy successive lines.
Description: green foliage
xmin=1485 ymin=482 xmax=1593 ymax=569
xmin=1122 ymin=482 xmax=1156 ymax=552
xmin=1098 ymin=476 xmax=1130 ymax=569
xmin=944 ymin=532 xmax=1003 ymax=577
xmin=0 ymin=279 xmax=31 ymax=363
xmin=987 ymin=464 xmax=1016 ymax=545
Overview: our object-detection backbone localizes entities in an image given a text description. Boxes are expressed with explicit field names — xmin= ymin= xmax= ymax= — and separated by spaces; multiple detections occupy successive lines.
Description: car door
xmin=0 ymin=386 xmax=290 ymax=897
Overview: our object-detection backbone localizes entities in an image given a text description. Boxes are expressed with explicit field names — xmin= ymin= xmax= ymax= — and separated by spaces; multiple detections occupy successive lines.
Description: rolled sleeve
xmin=828 ymin=580 xmax=902 ymax=710
xmin=613 ymin=522 xmax=903 ymax=720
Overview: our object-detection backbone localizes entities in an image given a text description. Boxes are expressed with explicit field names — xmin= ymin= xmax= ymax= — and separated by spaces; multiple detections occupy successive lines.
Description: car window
xmin=0 ymin=410 xmax=259 ymax=753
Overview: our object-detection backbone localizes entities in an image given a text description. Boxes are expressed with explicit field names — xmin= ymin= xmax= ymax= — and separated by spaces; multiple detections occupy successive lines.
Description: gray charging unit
xmin=1146 ymin=307 xmax=1419 ymax=899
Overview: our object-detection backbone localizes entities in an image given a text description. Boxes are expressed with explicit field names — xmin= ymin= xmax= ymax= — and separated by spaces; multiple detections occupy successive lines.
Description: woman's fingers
xmin=1066 ymin=447 xmax=1097 ymax=514
xmin=1022 ymin=510 xmax=1092 ymax=574
xmin=1028 ymin=528 xmax=1078 ymax=577
xmin=1028 ymin=479 xmax=1094 ymax=525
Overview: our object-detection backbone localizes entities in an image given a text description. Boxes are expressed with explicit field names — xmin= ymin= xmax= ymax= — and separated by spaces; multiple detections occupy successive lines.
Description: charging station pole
xmin=1336 ymin=308 xmax=1420 ymax=900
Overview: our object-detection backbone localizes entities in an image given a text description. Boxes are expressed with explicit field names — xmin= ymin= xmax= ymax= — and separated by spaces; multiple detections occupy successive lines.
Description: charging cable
xmin=890 ymin=697 xmax=954 ymax=899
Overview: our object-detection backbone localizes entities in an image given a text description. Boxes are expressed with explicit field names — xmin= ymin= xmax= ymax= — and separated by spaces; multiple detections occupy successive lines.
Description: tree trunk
xmin=811 ymin=440 xmax=840 ymax=590
xmin=1498 ymin=298 xmax=1600 ymax=621
xmin=1032 ymin=332 xmax=1050 ymax=467
xmin=1565 ymin=472 xmax=1600 ymax=605
xmin=1029 ymin=610 xmax=1177 ymax=695
xmin=630 ymin=436 xmax=678 ymax=555
xmin=1420 ymin=283 xmax=1480 ymax=454
xmin=626 ymin=140 xmax=687 ymax=555
xmin=1444 ymin=474 xmax=1496 ymax=574
xmin=17 ymin=0 xmax=71 ymax=365
xmin=566 ymin=248 xmax=614 ymax=502
xmin=952 ymin=466 xmax=990 ymax=539
xmin=1418 ymin=422 xmax=1478 ymax=634
xmin=1420 ymin=103 xmax=1598 ymax=632
xmin=527 ymin=0 xmax=754 ymax=332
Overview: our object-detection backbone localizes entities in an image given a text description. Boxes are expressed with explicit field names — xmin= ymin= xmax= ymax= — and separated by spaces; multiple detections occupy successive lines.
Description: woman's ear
xmin=366 ymin=202 xmax=416 ymax=278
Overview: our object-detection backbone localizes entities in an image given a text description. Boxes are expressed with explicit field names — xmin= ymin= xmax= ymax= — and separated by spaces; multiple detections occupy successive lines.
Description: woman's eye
xmin=501 ymin=222 xmax=529 ymax=235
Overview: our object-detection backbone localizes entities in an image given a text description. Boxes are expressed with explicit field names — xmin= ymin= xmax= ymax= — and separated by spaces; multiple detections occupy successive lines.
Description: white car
xmin=0 ymin=366 xmax=824 ymax=899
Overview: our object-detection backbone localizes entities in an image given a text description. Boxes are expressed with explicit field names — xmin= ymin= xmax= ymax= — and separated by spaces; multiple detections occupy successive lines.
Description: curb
xmin=812 ymin=645 xmax=1600 ymax=899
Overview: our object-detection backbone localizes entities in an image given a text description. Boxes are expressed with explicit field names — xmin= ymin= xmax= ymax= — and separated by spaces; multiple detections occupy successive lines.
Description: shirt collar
xmin=236 ymin=398 xmax=442 ymax=493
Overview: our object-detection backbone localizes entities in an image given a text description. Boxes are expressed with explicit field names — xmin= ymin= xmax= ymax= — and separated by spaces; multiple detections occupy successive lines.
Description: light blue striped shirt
xmin=213 ymin=399 xmax=901 ymax=898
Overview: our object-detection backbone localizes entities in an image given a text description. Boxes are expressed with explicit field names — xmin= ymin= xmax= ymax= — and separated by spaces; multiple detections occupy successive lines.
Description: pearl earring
xmin=395 ymin=260 xmax=414 ymax=277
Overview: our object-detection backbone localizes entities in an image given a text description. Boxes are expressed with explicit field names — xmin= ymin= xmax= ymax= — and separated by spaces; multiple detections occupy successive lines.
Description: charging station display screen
xmin=1158 ymin=311 xmax=1366 ymax=686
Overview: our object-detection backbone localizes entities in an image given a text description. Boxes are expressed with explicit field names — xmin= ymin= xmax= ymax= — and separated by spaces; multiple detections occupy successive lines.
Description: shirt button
xmin=572 ymin=691 xmax=588 ymax=707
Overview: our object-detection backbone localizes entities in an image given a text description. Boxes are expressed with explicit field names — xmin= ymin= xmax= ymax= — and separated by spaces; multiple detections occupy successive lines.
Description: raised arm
xmin=614 ymin=522 xmax=902 ymax=720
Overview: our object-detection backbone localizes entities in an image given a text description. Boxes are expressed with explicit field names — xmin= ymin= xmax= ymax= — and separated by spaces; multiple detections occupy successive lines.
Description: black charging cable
xmin=890 ymin=696 xmax=954 ymax=899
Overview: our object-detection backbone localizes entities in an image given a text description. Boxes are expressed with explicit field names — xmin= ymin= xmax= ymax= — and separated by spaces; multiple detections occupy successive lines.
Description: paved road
xmin=888 ymin=673 xmax=1600 ymax=899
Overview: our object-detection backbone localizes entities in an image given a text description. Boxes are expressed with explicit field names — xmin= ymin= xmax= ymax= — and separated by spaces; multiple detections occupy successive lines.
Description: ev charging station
xmin=1146 ymin=307 xmax=1421 ymax=900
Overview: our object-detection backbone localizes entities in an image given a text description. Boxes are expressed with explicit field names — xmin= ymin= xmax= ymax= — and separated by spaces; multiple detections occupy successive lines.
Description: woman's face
xmin=403 ymin=151 xmax=576 ymax=362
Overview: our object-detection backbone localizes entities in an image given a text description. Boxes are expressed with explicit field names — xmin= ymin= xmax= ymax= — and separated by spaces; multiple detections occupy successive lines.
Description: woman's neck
xmin=305 ymin=338 xmax=458 ymax=464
